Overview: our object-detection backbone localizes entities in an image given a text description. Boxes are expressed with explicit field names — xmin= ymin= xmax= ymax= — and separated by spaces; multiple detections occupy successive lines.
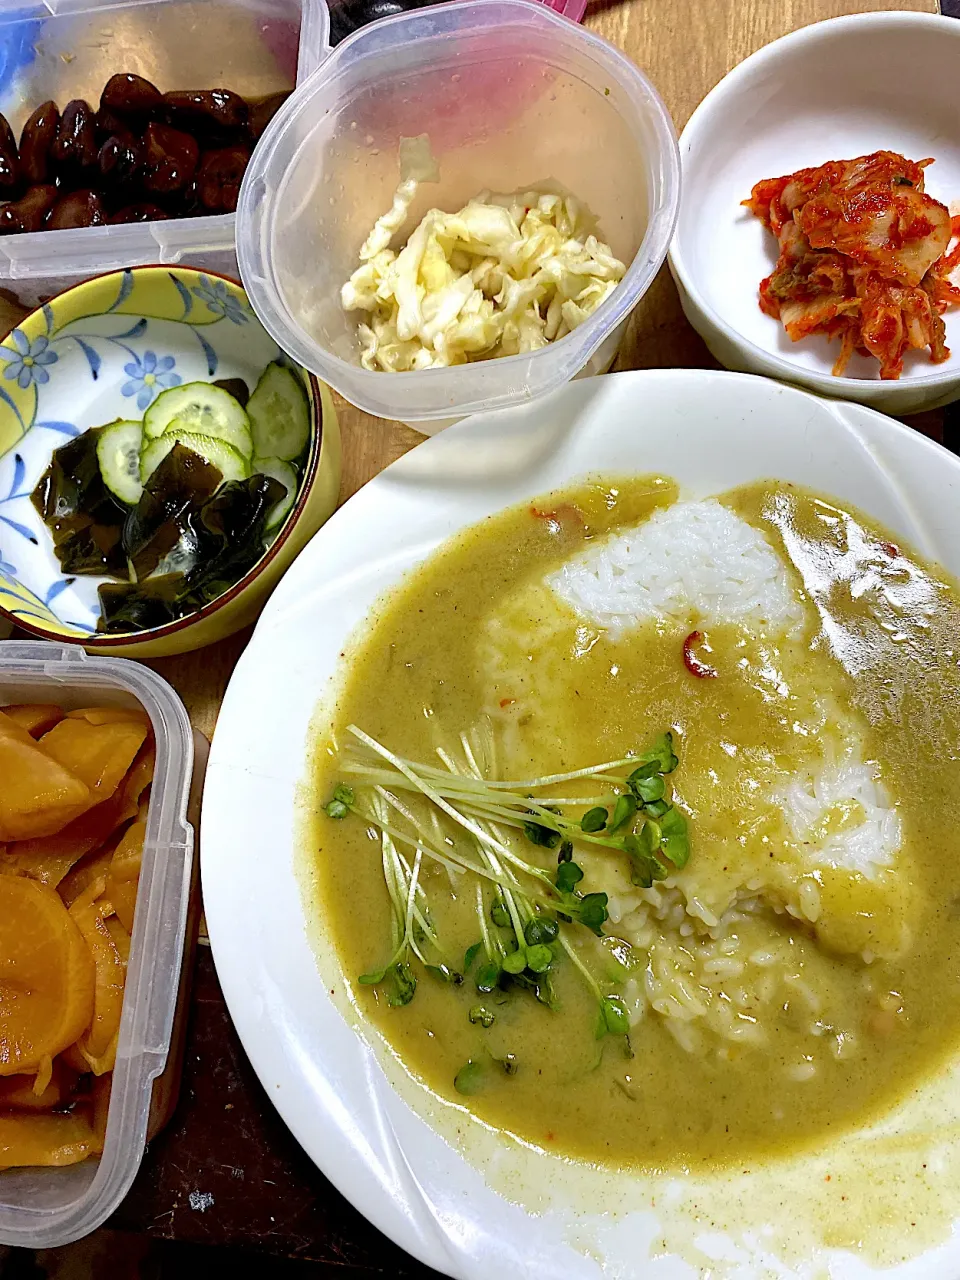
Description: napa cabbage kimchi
xmin=744 ymin=151 xmax=960 ymax=378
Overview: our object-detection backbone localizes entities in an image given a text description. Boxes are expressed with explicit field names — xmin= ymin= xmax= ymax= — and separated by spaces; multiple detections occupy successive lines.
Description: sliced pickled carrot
xmin=65 ymin=706 xmax=149 ymax=727
xmin=0 ymin=1112 xmax=96 ymax=1168
xmin=69 ymin=899 xmax=125 ymax=1074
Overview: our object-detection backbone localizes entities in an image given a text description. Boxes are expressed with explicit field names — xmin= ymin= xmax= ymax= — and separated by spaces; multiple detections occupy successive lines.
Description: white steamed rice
xmin=776 ymin=754 xmax=902 ymax=879
xmin=546 ymin=498 xmax=804 ymax=637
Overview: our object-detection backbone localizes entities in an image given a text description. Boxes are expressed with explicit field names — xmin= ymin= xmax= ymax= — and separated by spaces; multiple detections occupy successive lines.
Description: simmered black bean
xmin=98 ymin=135 xmax=141 ymax=186
xmin=0 ymin=114 xmax=20 ymax=193
xmin=163 ymin=88 xmax=248 ymax=135
xmin=0 ymin=184 xmax=57 ymax=233
xmin=100 ymin=73 xmax=163 ymax=116
xmin=109 ymin=203 xmax=169 ymax=224
xmin=19 ymin=101 xmax=59 ymax=185
xmin=51 ymin=100 xmax=98 ymax=174
xmin=141 ymin=122 xmax=199 ymax=194
xmin=48 ymin=189 xmax=106 ymax=230
xmin=248 ymin=91 xmax=290 ymax=142
xmin=197 ymin=144 xmax=250 ymax=213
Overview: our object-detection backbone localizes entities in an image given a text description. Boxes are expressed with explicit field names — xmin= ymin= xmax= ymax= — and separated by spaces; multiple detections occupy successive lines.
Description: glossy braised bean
xmin=109 ymin=203 xmax=169 ymax=224
xmin=248 ymin=91 xmax=290 ymax=142
xmin=94 ymin=107 xmax=137 ymax=145
xmin=98 ymin=135 xmax=141 ymax=186
xmin=197 ymin=144 xmax=250 ymax=213
xmin=100 ymin=73 xmax=163 ymax=116
xmin=0 ymin=114 xmax=19 ymax=193
xmin=162 ymin=89 xmax=248 ymax=134
xmin=141 ymin=122 xmax=199 ymax=194
xmin=47 ymin=189 xmax=106 ymax=230
xmin=175 ymin=178 xmax=203 ymax=217
xmin=19 ymin=101 xmax=59 ymax=185
xmin=0 ymin=185 xmax=57 ymax=233
xmin=51 ymin=100 xmax=98 ymax=173
xmin=5 ymin=72 xmax=282 ymax=234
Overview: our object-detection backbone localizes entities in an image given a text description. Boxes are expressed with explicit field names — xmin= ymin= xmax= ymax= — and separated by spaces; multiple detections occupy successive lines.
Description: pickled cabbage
xmin=341 ymin=151 xmax=627 ymax=372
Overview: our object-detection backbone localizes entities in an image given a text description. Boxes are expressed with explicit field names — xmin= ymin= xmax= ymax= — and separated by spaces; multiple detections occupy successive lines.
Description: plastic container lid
xmin=538 ymin=0 xmax=588 ymax=20
xmin=0 ymin=641 xmax=195 ymax=1248
xmin=326 ymin=0 xmax=590 ymax=46
xmin=237 ymin=0 xmax=680 ymax=426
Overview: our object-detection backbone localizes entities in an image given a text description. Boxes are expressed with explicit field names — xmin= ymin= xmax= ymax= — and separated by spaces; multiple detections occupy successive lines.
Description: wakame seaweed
xmin=212 ymin=377 xmax=250 ymax=409
xmin=95 ymin=461 xmax=284 ymax=632
xmin=122 ymin=444 xmax=222 ymax=580
xmin=30 ymin=365 xmax=303 ymax=635
xmin=186 ymin=474 xmax=284 ymax=604
xmin=31 ymin=429 xmax=128 ymax=577
xmin=97 ymin=573 xmax=188 ymax=633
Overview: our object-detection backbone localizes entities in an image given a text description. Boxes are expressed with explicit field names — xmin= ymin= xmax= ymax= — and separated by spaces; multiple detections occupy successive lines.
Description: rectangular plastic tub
xmin=0 ymin=639 xmax=196 ymax=1248
xmin=0 ymin=0 xmax=328 ymax=308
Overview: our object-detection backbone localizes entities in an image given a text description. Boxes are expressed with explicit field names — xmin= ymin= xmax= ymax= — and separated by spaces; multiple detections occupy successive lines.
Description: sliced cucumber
xmin=144 ymin=381 xmax=253 ymax=458
xmin=140 ymin=431 xmax=250 ymax=486
xmin=247 ymin=363 xmax=310 ymax=462
xmin=254 ymin=456 xmax=298 ymax=531
xmin=96 ymin=419 xmax=143 ymax=504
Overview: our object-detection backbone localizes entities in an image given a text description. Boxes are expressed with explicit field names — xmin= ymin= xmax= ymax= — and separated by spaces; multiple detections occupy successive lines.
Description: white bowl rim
xmin=668 ymin=9 xmax=960 ymax=400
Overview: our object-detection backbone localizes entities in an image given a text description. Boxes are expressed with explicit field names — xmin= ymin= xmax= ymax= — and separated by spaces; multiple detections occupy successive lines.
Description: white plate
xmin=201 ymin=369 xmax=960 ymax=1280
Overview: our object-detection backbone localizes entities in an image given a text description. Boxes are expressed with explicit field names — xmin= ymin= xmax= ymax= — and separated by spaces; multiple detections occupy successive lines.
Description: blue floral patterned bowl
xmin=0 ymin=267 xmax=341 ymax=657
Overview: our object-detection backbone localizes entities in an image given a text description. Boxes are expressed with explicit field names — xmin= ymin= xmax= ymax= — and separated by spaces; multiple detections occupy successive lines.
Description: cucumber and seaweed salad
xmin=31 ymin=361 xmax=312 ymax=634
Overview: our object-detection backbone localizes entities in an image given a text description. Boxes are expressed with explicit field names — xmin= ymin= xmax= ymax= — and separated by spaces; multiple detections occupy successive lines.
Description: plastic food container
xmin=0 ymin=639 xmax=196 ymax=1248
xmin=326 ymin=0 xmax=589 ymax=47
xmin=0 ymin=0 xmax=329 ymax=309
xmin=237 ymin=0 xmax=680 ymax=429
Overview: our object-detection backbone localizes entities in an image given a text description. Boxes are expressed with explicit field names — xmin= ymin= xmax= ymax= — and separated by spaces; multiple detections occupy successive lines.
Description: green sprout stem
xmin=446 ymin=742 xmax=537 ymax=959
xmin=342 ymin=764 xmax=612 ymax=810
xmin=476 ymin=881 xmax=497 ymax=961
xmin=344 ymin=728 xmax=674 ymax=865
xmin=332 ymin=725 xmax=685 ymax=1036
xmin=557 ymin=934 xmax=630 ymax=1038
xmin=350 ymin=726 xmax=540 ymax=876
xmin=369 ymin=800 xmax=558 ymax=910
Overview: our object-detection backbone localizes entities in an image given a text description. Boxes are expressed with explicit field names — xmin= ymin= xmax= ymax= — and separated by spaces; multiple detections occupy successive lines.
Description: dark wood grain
xmin=110 ymin=950 xmax=445 ymax=1275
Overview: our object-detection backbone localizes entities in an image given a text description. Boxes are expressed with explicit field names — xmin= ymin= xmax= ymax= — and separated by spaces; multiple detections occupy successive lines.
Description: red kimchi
xmin=744 ymin=151 xmax=960 ymax=379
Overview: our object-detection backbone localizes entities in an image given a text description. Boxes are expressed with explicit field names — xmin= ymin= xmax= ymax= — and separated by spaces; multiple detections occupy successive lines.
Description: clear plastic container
xmin=0 ymin=639 xmax=196 ymax=1248
xmin=0 ymin=0 xmax=329 ymax=309
xmin=326 ymin=0 xmax=588 ymax=48
xmin=236 ymin=0 xmax=680 ymax=428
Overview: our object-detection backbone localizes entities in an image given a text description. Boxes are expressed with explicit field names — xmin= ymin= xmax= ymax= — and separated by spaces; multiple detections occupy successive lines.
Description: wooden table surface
xmin=2 ymin=0 xmax=943 ymax=1270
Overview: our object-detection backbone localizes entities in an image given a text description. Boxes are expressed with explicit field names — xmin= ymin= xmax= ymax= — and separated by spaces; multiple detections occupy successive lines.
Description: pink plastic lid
xmin=533 ymin=0 xmax=587 ymax=21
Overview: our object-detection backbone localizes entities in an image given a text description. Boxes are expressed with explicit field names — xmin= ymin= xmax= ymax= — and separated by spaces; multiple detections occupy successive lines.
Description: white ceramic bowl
xmin=202 ymin=369 xmax=960 ymax=1280
xmin=669 ymin=12 xmax=960 ymax=415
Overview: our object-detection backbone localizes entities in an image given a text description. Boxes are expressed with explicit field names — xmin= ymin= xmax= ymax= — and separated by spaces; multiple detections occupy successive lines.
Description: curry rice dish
xmin=308 ymin=477 xmax=960 ymax=1169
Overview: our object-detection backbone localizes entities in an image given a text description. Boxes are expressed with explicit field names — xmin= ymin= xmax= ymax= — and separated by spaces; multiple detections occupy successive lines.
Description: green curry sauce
xmin=307 ymin=479 xmax=960 ymax=1170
